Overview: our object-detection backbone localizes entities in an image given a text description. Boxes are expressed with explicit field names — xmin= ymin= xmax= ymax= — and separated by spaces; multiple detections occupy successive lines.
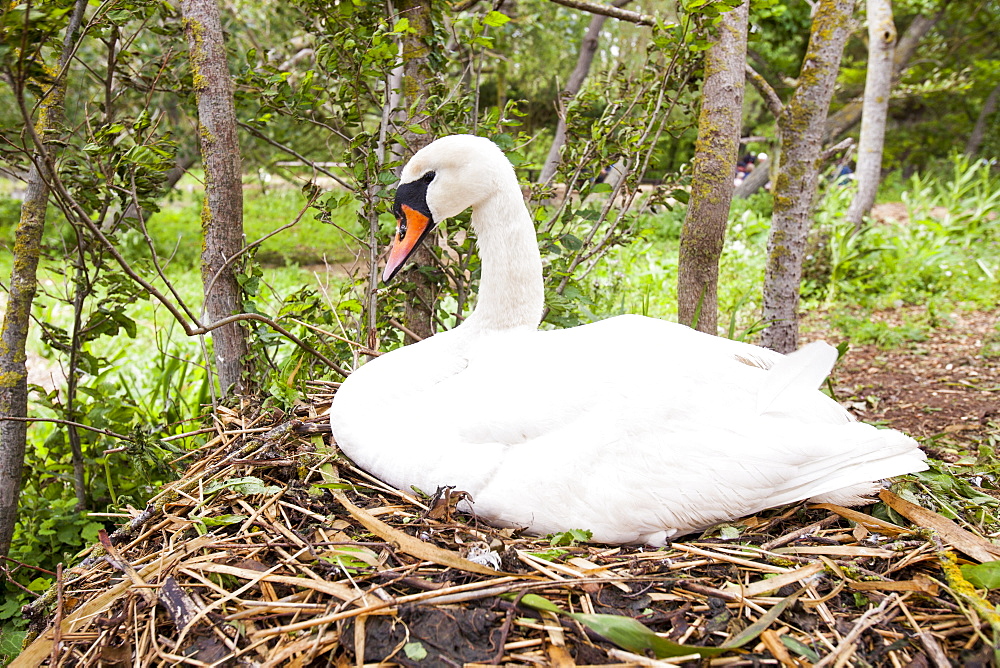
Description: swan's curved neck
xmin=462 ymin=187 xmax=544 ymax=332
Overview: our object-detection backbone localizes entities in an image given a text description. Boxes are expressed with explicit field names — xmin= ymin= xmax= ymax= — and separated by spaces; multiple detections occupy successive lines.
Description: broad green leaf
xmin=961 ymin=561 xmax=1000 ymax=589
xmin=483 ymin=10 xmax=511 ymax=27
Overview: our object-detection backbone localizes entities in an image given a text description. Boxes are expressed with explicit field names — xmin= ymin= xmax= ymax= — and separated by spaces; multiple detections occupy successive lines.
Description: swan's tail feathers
xmin=801 ymin=427 xmax=928 ymax=506
xmin=756 ymin=341 xmax=838 ymax=416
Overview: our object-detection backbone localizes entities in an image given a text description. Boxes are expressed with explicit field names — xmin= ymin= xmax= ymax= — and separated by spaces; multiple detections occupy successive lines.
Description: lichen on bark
xmin=761 ymin=0 xmax=856 ymax=353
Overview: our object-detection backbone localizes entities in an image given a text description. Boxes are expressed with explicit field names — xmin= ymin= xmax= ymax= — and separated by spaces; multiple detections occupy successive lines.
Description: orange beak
xmin=383 ymin=204 xmax=432 ymax=282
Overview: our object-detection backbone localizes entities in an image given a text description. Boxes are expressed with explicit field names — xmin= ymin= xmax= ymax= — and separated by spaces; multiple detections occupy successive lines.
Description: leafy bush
xmin=802 ymin=154 xmax=1000 ymax=309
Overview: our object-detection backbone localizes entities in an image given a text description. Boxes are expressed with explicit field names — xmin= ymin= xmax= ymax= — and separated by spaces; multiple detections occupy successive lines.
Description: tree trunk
xmin=823 ymin=11 xmax=939 ymax=141
xmin=397 ymin=0 xmax=437 ymax=343
xmin=965 ymin=80 xmax=1000 ymax=157
xmin=539 ymin=0 xmax=632 ymax=183
xmin=845 ymin=0 xmax=896 ymax=229
xmin=180 ymin=0 xmax=250 ymax=395
xmin=0 ymin=0 xmax=87 ymax=560
xmin=761 ymin=0 xmax=856 ymax=354
xmin=677 ymin=0 xmax=749 ymax=334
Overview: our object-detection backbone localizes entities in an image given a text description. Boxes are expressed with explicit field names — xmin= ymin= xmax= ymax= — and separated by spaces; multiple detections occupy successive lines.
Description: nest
xmin=13 ymin=386 xmax=1000 ymax=667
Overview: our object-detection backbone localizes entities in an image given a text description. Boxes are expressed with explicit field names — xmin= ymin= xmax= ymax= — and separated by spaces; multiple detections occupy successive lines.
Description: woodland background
xmin=0 ymin=0 xmax=998 ymax=657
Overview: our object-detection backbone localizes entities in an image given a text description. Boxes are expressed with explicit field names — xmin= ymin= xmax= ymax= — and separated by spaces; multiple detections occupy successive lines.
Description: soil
xmin=805 ymin=307 xmax=1000 ymax=460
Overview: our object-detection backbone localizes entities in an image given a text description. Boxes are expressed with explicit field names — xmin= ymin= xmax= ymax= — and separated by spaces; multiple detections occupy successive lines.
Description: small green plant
xmin=828 ymin=310 xmax=931 ymax=349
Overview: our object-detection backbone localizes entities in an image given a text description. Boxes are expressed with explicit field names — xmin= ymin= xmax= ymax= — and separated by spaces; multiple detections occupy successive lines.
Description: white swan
xmin=329 ymin=135 xmax=927 ymax=545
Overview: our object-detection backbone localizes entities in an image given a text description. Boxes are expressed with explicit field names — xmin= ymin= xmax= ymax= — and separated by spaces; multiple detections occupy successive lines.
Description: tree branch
xmin=238 ymin=121 xmax=355 ymax=191
xmin=546 ymin=0 xmax=656 ymax=26
xmin=0 ymin=417 xmax=134 ymax=443
xmin=745 ymin=64 xmax=784 ymax=118
xmin=193 ymin=313 xmax=351 ymax=377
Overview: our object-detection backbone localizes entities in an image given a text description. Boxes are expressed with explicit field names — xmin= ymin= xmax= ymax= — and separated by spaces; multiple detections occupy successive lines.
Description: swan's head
xmin=384 ymin=134 xmax=516 ymax=282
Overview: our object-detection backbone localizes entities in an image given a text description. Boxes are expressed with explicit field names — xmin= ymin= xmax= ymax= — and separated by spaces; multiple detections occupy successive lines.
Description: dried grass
xmin=12 ymin=389 xmax=998 ymax=666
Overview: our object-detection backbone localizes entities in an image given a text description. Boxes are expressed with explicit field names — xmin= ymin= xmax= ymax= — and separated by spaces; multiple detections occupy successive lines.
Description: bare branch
xmin=821 ymin=136 xmax=854 ymax=160
xmin=0 ymin=417 xmax=134 ymax=443
xmin=193 ymin=313 xmax=350 ymax=377
xmin=745 ymin=64 xmax=784 ymax=118
xmin=546 ymin=0 xmax=656 ymax=26
xmin=238 ymin=121 xmax=355 ymax=191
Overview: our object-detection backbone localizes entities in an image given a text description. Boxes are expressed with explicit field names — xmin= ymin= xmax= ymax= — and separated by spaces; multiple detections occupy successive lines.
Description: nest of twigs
xmin=13 ymin=383 xmax=1000 ymax=667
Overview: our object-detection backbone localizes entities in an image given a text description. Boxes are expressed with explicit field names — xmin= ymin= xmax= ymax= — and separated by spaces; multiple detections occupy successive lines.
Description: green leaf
xmin=511 ymin=587 xmax=805 ymax=659
xmin=961 ymin=561 xmax=1000 ymax=589
xmin=199 ymin=514 xmax=249 ymax=527
xmin=548 ymin=528 xmax=591 ymax=546
xmin=483 ymin=10 xmax=511 ymax=27
xmin=722 ymin=587 xmax=803 ymax=648
xmin=512 ymin=594 xmax=724 ymax=658
xmin=781 ymin=635 xmax=820 ymax=662
xmin=719 ymin=525 xmax=742 ymax=540
xmin=403 ymin=641 xmax=427 ymax=660
xmin=559 ymin=234 xmax=584 ymax=252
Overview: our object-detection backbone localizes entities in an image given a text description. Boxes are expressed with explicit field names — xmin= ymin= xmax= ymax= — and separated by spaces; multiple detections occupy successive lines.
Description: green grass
xmin=149 ymin=174 xmax=362 ymax=268
xmin=573 ymin=161 xmax=999 ymax=345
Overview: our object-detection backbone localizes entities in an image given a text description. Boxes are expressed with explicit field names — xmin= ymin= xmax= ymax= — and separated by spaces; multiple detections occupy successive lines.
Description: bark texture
xmin=677 ymin=0 xmax=749 ymax=333
xmin=761 ymin=0 xmax=856 ymax=354
xmin=397 ymin=0 xmax=437 ymax=343
xmin=539 ymin=0 xmax=632 ymax=183
xmin=845 ymin=0 xmax=896 ymax=229
xmin=180 ymin=0 xmax=250 ymax=395
xmin=0 ymin=0 xmax=87 ymax=560
xmin=965 ymin=80 xmax=1000 ymax=157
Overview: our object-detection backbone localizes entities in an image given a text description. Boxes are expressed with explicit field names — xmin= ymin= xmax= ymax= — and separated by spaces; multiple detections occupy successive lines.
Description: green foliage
xmin=0 ymin=624 xmax=27 ymax=666
xmin=802 ymin=156 xmax=1000 ymax=310
xmin=961 ymin=561 xmax=1000 ymax=589
xmin=827 ymin=310 xmax=931 ymax=349
xmin=548 ymin=528 xmax=593 ymax=547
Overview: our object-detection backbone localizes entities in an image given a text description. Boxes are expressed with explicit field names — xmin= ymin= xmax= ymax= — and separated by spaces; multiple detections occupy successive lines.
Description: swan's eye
xmin=420 ymin=171 xmax=436 ymax=183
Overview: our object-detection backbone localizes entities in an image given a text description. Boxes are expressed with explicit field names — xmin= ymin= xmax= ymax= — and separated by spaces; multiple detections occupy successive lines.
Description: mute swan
xmin=329 ymin=134 xmax=927 ymax=545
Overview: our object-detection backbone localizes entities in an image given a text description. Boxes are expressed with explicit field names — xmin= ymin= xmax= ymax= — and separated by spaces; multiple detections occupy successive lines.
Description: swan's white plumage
xmin=329 ymin=135 xmax=927 ymax=545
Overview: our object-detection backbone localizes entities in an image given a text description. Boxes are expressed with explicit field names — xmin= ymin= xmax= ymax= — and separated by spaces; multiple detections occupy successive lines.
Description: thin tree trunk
xmin=761 ymin=0 xmax=856 ymax=354
xmin=677 ymin=0 xmax=749 ymax=333
xmin=539 ymin=0 xmax=632 ymax=183
xmin=823 ymin=11 xmax=939 ymax=141
xmin=965 ymin=80 xmax=1000 ymax=157
xmin=397 ymin=0 xmax=437 ymax=343
xmin=0 ymin=0 xmax=87 ymax=560
xmin=846 ymin=0 xmax=896 ymax=229
xmin=180 ymin=0 xmax=250 ymax=395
